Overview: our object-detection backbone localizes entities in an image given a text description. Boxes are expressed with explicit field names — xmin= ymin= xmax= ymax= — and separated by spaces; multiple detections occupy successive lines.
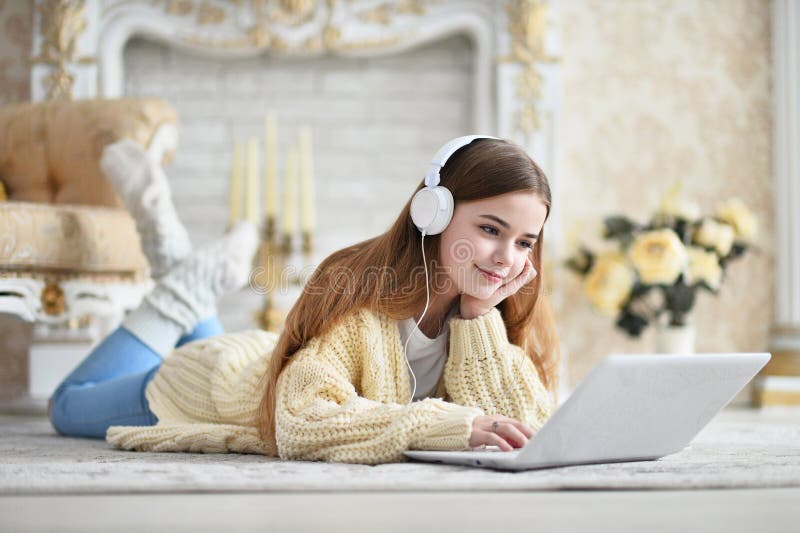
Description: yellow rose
xmin=583 ymin=251 xmax=635 ymax=316
xmin=693 ymin=219 xmax=735 ymax=257
xmin=685 ymin=246 xmax=722 ymax=290
xmin=627 ymin=229 xmax=688 ymax=285
xmin=717 ymin=197 xmax=758 ymax=241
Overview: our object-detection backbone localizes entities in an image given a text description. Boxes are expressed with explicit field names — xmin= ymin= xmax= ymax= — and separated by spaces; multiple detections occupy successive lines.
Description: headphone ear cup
xmin=410 ymin=186 xmax=454 ymax=236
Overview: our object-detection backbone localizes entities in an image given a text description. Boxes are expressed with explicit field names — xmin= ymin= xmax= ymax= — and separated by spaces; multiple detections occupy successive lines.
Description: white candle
xmin=282 ymin=145 xmax=299 ymax=235
xmin=245 ymin=137 xmax=260 ymax=225
xmin=228 ymin=141 xmax=244 ymax=226
xmin=299 ymin=127 xmax=316 ymax=233
xmin=264 ymin=112 xmax=278 ymax=218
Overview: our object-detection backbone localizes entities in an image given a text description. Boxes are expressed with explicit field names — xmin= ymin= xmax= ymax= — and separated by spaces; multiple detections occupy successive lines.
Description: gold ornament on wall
xmin=30 ymin=0 xmax=95 ymax=101
xmin=198 ymin=2 xmax=227 ymax=24
xmin=41 ymin=282 xmax=65 ymax=316
xmin=163 ymin=0 xmax=227 ymax=23
xmin=157 ymin=0 xmax=425 ymax=53
xmin=166 ymin=0 xmax=194 ymax=16
xmin=271 ymin=0 xmax=319 ymax=26
xmin=280 ymin=0 xmax=316 ymax=14
xmin=503 ymin=0 xmax=559 ymax=135
xmin=357 ymin=0 xmax=425 ymax=25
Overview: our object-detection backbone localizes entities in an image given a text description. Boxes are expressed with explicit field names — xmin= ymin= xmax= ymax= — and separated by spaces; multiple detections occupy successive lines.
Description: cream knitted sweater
xmin=105 ymin=307 xmax=554 ymax=464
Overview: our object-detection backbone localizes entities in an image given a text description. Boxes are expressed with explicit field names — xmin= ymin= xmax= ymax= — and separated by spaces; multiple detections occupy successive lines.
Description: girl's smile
xmin=476 ymin=265 xmax=506 ymax=282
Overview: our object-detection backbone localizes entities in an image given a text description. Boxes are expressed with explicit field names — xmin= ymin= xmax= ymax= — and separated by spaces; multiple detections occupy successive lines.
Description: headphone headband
xmin=423 ymin=134 xmax=501 ymax=187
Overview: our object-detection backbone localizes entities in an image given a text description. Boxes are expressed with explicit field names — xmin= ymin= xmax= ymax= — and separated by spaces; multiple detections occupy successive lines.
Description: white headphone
xmin=404 ymin=135 xmax=500 ymax=404
xmin=410 ymin=135 xmax=500 ymax=237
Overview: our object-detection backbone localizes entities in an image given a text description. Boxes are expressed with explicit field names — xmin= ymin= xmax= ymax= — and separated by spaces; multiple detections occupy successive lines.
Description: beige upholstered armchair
xmin=0 ymin=97 xmax=179 ymax=405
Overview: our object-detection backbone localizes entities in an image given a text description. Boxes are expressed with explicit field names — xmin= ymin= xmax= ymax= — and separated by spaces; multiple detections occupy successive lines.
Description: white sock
xmin=123 ymin=221 xmax=259 ymax=351
xmin=122 ymin=300 xmax=186 ymax=356
xmin=100 ymin=138 xmax=192 ymax=279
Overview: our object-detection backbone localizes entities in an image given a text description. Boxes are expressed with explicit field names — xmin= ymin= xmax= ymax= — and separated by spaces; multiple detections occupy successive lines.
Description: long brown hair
xmin=255 ymin=138 xmax=560 ymax=452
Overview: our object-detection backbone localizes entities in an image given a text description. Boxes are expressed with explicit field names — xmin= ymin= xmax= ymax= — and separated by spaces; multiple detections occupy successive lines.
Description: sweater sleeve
xmin=106 ymin=423 xmax=274 ymax=455
xmin=274 ymin=318 xmax=484 ymax=465
xmin=444 ymin=307 xmax=553 ymax=430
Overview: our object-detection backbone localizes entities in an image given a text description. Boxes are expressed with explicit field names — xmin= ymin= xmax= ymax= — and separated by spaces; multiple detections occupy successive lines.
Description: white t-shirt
xmin=397 ymin=306 xmax=458 ymax=401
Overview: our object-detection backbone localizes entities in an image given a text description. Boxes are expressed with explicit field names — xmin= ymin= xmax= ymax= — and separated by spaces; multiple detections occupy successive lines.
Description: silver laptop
xmin=404 ymin=352 xmax=770 ymax=471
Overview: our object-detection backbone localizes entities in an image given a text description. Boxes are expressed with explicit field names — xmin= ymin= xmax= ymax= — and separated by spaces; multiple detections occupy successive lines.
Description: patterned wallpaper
xmin=555 ymin=0 xmax=773 ymax=388
xmin=0 ymin=0 xmax=774 ymax=400
xmin=0 ymin=0 xmax=32 ymax=105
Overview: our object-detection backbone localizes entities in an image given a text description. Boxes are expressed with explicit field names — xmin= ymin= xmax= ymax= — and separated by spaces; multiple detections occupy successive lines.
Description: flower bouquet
xmin=564 ymin=182 xmax=759 ymax=339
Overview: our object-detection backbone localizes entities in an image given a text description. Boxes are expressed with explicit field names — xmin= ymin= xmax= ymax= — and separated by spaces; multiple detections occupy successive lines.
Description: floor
xmin=2 ymin=489 xmax=799 ymax=532
xmin=3 ymin=407 xmax=800 ymax=531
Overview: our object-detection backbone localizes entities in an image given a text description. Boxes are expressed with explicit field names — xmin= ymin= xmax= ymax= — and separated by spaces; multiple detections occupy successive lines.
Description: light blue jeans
xmin=49 ymin=317 xmax=223 ymax=439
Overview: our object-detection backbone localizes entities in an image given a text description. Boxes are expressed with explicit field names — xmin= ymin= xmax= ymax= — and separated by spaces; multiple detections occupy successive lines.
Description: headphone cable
xmin=403 ymin=229 xmax=432 ymax=403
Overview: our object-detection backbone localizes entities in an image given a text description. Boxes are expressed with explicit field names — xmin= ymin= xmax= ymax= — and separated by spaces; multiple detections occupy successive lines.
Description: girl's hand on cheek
xmin=459 ymin=256 xmax=537 ymax=319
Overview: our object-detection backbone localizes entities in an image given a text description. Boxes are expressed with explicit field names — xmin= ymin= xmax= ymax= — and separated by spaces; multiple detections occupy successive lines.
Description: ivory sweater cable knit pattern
xmin=105 ymin=307 xmax=554 ymax=464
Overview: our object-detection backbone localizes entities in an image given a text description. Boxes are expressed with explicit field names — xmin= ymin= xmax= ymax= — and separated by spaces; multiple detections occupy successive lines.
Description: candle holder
xmin=302 ymin=231 xmax=313 ymax=256
xmin=256 ymin=292 xmax=290 ymax=333
xmin=255 ymin=219 xmax=314 ymax=332
xmin=264 ymin=215 xmax=277 ymax=243
xmin=281 ymin=233 xmax=293 ymax=255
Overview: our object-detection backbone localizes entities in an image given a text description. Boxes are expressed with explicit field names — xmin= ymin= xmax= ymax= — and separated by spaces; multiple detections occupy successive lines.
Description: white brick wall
xmin=123 ymin=35 xmax=473 ymax=330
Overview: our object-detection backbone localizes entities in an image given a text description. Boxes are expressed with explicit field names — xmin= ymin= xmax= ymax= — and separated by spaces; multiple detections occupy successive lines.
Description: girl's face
xmin=438 ymin=191 xmax=548 ymax=299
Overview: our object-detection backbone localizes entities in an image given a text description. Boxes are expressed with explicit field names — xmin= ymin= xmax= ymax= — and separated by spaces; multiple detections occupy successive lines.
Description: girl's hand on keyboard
xmin=469 ymin=415 xmax=536 ymax=451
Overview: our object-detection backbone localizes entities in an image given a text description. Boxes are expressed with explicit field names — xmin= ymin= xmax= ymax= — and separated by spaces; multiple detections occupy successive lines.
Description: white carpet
xmin=2 ymin=408 xmax=800 ymax=495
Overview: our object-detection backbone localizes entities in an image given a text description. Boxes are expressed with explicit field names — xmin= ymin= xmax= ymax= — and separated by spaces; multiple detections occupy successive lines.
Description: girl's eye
xmin=480 ymin=225 xmax=535 ymax=249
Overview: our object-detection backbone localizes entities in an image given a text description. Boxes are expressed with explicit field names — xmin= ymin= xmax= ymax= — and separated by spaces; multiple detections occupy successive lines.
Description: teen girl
xmin=49 ymin=135 xmax=560 ymax=465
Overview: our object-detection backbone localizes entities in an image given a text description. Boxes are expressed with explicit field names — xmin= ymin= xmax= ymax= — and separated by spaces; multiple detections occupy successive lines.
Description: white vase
xmin=654 ymin=323 xmax=696 ymax=354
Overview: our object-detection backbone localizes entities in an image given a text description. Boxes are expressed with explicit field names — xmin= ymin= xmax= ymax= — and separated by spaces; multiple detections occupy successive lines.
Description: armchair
xmin=0 ymin=97 xmax=180 ymax=408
